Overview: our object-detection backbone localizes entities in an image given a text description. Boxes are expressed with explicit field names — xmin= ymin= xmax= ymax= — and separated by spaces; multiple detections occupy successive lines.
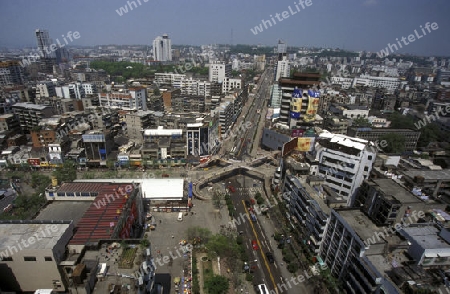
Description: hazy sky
xmin=1 ymin=0 xmax=449 ymax=56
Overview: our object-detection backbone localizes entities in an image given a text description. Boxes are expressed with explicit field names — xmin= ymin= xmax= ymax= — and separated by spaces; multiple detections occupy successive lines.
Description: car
xmin=244 ymin=200 xmax=251 ymax=207
xmin=265 ymin=252 xmax=274 ymax=263
xmin=228 ymin=185 xmax=236 ymax=193
xmin=251 ymin=240 xmax=259 ymax=250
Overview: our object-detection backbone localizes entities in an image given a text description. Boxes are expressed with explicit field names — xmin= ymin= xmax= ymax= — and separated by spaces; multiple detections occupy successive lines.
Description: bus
xmin=257 ymin=284 xmax=270 ymax=294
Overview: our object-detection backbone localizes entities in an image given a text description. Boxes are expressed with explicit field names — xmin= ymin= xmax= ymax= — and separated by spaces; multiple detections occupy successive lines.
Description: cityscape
xmin=1 ymin=1 xmax=450 ymax=294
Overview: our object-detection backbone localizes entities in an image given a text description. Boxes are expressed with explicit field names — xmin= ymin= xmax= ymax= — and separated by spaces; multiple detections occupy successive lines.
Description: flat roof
xmin=371 ymin=179 xmax=419 ymax=204
xmin=401 ymin=226 xmax=450 ymax=250
xmin=338 ymin=209 xmax=386 ymax=244
xmin=12 ymin=102 xmax=49 ymax=110
xmin=74 ymin=178 xmax=185 ymax=200
xmin=0 ymin=222 xmax=71 ymax=251
xmin=403 ymin=169 xmax=450 ymax=181
xmin=143 ymin=129 xmax=183 ymax=136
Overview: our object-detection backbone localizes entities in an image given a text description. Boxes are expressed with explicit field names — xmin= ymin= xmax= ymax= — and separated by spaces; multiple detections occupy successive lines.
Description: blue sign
xmin=308 ymin=90 xmax=320 ymax=98
xmin=292 ymin=87 xmax=302 ymax=98
xmin=290 ymin=112 xmax=300 ymax=119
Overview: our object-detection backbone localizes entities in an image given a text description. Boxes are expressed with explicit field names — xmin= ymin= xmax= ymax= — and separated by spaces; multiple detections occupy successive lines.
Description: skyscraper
xmin=152 ymin=34 xmax=172 ymax=61
xmin=35 ymin=29 xmax=56 ymax=58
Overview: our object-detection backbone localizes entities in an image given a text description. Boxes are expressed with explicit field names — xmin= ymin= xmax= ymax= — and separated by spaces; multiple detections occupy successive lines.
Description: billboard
xmin=27 ymin=158 xmax=41 ymax=167
xmin=291 ymin=129 xmax=305 ymax=138
xmin=282 ymin=137 xmax=315 ymax=156
xmin=304 ymin=97 xmax=320 ymax=122
xmin=296 ymin=137 xmax=315 ymax=151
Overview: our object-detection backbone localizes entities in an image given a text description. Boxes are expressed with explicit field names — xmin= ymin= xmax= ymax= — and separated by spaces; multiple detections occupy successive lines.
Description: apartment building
xmin=0 ymin=61 xmax=24 ymax=86
xmin=222 ymin=77 xmax=242 ymax=94
xmin=0 ymin=221 xmax=74 ymax=292
xmin=209 ymin=62 xmax=226 ymax=83
xmin=124 ymin=110 xmax=157 ymax=143
xmin=275 ymin=56 xmax=290 ymax=81
xmin=354 ymin=179 xmax=424 ymax=226
xmin=309 ymin=132 xmax=377 ymax=206
xmin=141 ymin=127 xmax=185 ymax=160
xmin=322 ymin=116 xmax=350 ymax=135
xmin=36 ymin=82 xmax=56 ymax=101
xmin=322 ymin=210 xmax=399 ymax=293
xmin=12 ymin=102 xmax=55 ymax=133
xmin=98 ymin=87 xmax=147 ymax=110
xmin=0 ymin=113 xmax=20 ymax=134
xmin=347 ymin=127 xmax=421 ymax=152
xmin=278 ymin=72 xmax=321 ymax=126
xmin=285 ymin=175 xmax=329 ymax=254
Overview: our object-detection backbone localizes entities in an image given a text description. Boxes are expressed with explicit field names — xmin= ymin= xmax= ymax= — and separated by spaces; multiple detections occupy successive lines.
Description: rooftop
xmin=0 ymin=221 xmax=72 ymax=251
xmin=338 ymin=209 xmax=386 ymax=244
xmin=401 ymin=225 xmax=450 ymax=250
xmin=372 ymin=179 xmax=419 ymax=204
xmin=403 ymin=169 xmax=450 ymax=181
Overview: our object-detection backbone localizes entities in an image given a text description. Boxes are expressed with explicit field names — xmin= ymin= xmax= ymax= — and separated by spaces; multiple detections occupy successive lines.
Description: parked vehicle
xmin=265 ymin=252 xmax=274 ymax=263
xmin=251 ymin=240 xmax=259 ymax=250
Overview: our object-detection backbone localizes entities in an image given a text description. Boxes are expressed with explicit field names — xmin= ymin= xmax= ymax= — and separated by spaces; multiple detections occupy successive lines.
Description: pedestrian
xmin=172 ymin=235 xmax=174 ymax=238
xmin=159 ymin=219 xmax=162 ymax=224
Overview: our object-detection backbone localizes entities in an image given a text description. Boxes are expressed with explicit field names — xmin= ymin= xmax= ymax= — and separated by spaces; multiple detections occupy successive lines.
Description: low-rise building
xmin=0 ymin=221 xmax=74 ymax=292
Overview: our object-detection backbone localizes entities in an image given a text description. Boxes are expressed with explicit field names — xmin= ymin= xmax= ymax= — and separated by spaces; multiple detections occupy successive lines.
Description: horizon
xmin=0 ymin=0 xmax=449 ymax=57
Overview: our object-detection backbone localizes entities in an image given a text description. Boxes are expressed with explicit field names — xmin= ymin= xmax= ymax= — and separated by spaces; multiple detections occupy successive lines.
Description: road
xmin=225 ymin=174 xmax=312 ymax=294
xmin=231 ymin=69 xmax=272 ymax=161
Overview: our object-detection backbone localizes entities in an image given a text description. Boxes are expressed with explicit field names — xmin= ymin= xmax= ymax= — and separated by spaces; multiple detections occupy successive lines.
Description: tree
xmin=418 ymin=124 xmax=442 ymax=148
xmin=388 ymin=112 xmax=415 ymax=129
xmin=379 ymin=133 xmax=406 ymax=153
xmin=153 ymin=87 xmax=160 ymax=95
xmin=204 ymin=275 xmax=229 ymax=294
xmin=52 ymin=160 xmax=77 ymax=184
xmin=352 ymin=117 xmax=371 ymax=127
xmin=187 ymin=227 xmax=212 ymax=244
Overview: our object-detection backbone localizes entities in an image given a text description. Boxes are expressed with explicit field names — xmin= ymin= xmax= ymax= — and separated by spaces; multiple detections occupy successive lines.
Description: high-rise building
xmin=209 ymin=62 xmax=226 ymax=83
xmin=152 ymin=34 xmax=172 ymax=62
xmin=35 ymin=29 xmax=56 ymax=59
xmin=275 ymin=56 xmax=290 ymax=81
xmin=278 ymin=72 xmax=321 ymax=127
xmin=309 ymin=132 xmax=377 ymax=206
xmin=277 ymin=40 xmax=287 ymax=61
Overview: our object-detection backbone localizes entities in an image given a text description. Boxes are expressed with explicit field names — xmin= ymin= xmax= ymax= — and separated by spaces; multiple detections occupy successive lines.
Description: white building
xmin=154 ymin=73 xmax=186 ymax=87
xmin=330 ymin=76 xmax=354 ymax=89
xmin=275 ymin=57 xmax=290 ymax=81
xmin=82 ymin=83 xmax=97 ymax=95
xmin=209 ymin=62 xmax=226 ymax=83
xmin=152 ymin=34 xmax=172 ymax=62
xmin=0 ymin=221 xmax=74 ymax=292
xmin=98 ymin=87 xmax=147 ymax=110
xmin=310 ymin=132 xmax=377 ymax=206
xmin=222 ymin=77 xmax=242 ymax=94
xmin=36 ymin=82 xmax=56 ymax=99
xmin=353 ymin=75 xmax=406 ymax=92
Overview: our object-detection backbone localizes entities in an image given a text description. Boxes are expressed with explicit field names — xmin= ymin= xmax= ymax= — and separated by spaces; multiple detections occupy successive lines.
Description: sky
xmin=0 ymin=0 xmax=449 ymax=56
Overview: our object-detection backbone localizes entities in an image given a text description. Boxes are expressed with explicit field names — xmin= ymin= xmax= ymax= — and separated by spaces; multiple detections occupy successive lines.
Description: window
xmin=24 ymin=256 xmax=36 ymax=261
xmin=368 ymin=155 xmax=372 ymax=160
xmin=45 ymin=256 xmax=53 ymax=261
xmin=1 ymin=256 xmax=13 ymax=261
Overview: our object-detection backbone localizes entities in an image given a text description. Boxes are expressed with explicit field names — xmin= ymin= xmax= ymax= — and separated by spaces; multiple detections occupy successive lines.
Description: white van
xmin=177 ymin=212 xmax=183 ymax=221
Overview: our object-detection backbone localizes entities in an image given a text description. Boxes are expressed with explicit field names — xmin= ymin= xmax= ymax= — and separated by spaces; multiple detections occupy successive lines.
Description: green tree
xmin=388 ymin=112 xmax=415 ymax=129
xmin=418 ymin=124 xmax=442 ymax=148
xmin=352 ymin=117 xmax=371 ymax=127
xmin=204 ymin=275 xmax=229 ymax=294
xmin=153 ymin=87 xmax=160 ymax=95
xmin=187 ymin=227 xmax=212 ymax=244
xmin=52 ymin=160 xmax=77 ymax=184
xmin=379 ymin=133 xmax=406 ymax=153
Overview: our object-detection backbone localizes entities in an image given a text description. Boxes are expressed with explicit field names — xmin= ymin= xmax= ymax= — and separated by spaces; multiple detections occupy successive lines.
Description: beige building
xmin=0 ymin=221 xmax=74 ymax=292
